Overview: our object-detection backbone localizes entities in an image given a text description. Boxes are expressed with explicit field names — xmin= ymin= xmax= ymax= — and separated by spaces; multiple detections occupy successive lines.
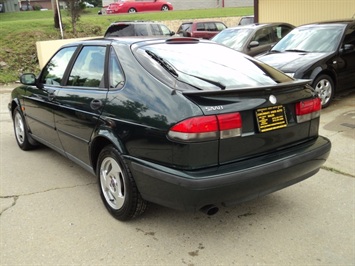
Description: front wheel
xmin=312 ymin=74 xmax=334 ymax=108
xmin=13 ymin=107 xmax=37 ymax=150
xmin=161 ymin=5 xmax=169 ymax=11
xmin=97 ymin=145 xmax=147 ymax=221
xmin=128 ymin=8 xmax=136 ymax=13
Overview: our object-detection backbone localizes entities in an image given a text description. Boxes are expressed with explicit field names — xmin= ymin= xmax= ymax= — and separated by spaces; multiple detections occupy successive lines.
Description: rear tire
xmin=128 ymin=8 xmax=136 ymax=13
xmin=312 ymin=74 xmax=334 ymax=108
xmin=13 ymin=106 xmax=36 ymax=150
xmin=97 ymin=145 xmax=147 ymax=221
xmin=161 ymin=5 xmax=169 ymax=11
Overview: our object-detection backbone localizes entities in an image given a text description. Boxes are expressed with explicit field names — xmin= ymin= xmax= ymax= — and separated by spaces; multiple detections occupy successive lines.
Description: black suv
xmin=104 ymin=21 xmax=175 ymax=37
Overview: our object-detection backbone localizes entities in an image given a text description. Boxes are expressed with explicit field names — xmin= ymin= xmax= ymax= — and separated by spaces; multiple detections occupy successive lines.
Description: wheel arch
xmin=90 ymin=129 xmax=127 ymax=174
xmin=9 ymin=98 xmax=21 ymax=118
xmin=310 ymin=68 xmax=337 ymax=92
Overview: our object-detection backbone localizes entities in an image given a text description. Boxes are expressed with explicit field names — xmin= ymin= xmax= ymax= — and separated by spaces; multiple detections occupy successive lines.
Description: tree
xmin=65 ymin=0 xmax=85 ymax=35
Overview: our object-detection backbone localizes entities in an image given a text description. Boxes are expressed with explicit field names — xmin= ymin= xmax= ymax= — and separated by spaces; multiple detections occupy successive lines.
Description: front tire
xmin=13 ymin=106 xmax=36 ymax=150
xmin=312 ymin=74 xmax=334 ymax=108
xmin=128 ymin=8 xmax=136 ymax=13
xmin=97 ymin=145 xmax=147 ymax=221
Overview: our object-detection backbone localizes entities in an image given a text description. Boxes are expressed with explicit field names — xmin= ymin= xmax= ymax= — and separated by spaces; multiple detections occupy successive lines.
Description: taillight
xmin=295 ymin=97 xmax=321 ymax=123
xmin=217 ymin=113 xmax=242 ymax=139
xmin=168 ymin=112 xmax=242 ymax=142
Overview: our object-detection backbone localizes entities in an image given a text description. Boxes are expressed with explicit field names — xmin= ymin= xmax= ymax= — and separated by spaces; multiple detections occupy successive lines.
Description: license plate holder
xmin=256 ymin=105 xmax=288 ymax=133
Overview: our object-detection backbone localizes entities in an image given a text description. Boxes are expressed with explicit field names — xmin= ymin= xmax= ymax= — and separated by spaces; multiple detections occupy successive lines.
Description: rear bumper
xmin=128 ymin=136 xmax=331 ymax=211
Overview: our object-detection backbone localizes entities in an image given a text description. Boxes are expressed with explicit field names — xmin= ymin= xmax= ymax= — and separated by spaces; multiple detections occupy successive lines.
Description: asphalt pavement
xmin=0 ymin=84 xmax=354 ymax=265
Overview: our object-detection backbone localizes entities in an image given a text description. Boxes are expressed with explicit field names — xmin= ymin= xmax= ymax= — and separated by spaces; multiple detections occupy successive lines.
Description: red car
xmin=106 ymin=0 xmax=173 ymax=14
xmin=177 ymin=21 xmax=228 ymax=39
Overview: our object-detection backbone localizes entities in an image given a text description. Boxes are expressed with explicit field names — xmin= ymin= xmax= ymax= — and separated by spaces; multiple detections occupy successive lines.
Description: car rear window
xmin=133 ymin=42 xmax=292 ymax=90
xmin=105 ymin=24 xmax=136 ymax=37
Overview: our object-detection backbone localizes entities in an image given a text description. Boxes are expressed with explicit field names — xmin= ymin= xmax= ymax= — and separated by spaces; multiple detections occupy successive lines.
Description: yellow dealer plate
xmin=256 ymin=105 xmax=288 ymax=133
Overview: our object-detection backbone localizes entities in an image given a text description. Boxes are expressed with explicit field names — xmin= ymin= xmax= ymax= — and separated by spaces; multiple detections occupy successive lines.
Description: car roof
xmin=181 ymin=20 xmax=226 ymax=24
xmin=299 ymin=19 xmax=355 ymax=27
xmin=226 ymin=22 xmax=294 ymax=30
xmin=60 ymin=37 xmax=206 ymax=49
xmin=109 ymin=20 xmax=165 ymax=25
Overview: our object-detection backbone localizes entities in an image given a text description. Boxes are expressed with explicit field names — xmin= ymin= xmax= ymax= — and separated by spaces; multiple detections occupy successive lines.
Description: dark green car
xmin=8 ymin=37 xmax=331 ymax=221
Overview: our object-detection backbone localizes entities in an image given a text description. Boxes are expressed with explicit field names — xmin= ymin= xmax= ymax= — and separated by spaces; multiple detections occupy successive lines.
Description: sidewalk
xmin=0 ymin=83 xmax=18 ymax=92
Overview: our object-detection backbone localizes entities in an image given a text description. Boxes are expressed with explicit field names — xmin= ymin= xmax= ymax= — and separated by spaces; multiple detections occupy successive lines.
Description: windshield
xmin=272 ymin=25 xmax=345 ymax=53
xmin=134 ymin=42 xmax=292 ymax=90
xmin=211 ymin=28 xmax=253 ymax=51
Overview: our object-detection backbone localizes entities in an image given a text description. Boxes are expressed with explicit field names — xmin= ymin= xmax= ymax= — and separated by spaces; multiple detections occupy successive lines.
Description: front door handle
xmin=48 ymin=91 xmax=56 ymax=101
xmin=90 ymin=99 xmax=103 ymax=110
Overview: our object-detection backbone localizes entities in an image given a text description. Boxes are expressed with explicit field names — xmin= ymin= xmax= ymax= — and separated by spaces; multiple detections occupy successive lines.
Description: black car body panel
xmin=8 ymin=37 xmax=331 ymax=219
xmin=129 ymin=135 xmax=330 ymax=211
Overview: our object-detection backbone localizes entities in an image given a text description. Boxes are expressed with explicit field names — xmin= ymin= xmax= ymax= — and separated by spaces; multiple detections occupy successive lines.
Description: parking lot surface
xmin=1 ymin=85 xmax=354 ymax=265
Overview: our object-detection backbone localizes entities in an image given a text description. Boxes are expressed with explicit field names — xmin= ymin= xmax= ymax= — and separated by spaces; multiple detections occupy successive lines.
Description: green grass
xmin=0 ymin=7 xmax=253 ymax=83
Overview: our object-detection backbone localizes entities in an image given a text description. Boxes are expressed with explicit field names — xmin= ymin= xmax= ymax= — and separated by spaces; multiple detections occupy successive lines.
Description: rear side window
xmin=205 ymin=22 xmax=217 ymax=31
xmin=67 ymin=46 xmax=106 ymax=88
xmin=109 ymin=47 xmax=125 ymax=89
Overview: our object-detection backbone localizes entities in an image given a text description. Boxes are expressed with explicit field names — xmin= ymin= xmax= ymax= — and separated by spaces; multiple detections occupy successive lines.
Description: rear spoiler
xmin=181 ymin=79 xmax=312 ymax=96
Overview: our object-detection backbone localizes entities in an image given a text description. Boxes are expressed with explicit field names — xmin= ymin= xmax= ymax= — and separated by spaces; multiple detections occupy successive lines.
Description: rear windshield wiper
xmin=187 ymin=74 xmax=226 ymax=90
xmin=146 ymin=50 xmax=178 ymax=77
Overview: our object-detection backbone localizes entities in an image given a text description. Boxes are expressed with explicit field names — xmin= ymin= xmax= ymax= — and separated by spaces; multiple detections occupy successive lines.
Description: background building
xmin=256 ymin=0 xmax=355 ymax=26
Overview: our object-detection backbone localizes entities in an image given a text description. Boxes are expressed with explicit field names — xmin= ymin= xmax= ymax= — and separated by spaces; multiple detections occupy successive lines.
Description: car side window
xmin=135 ymin=24 xmax=149 ymax=36
xmin=274 ymin=25 xmax=293 ymax=40
xmin=196 ymin=23 xmax=205 ymax=31
xmin=160 ymin=25 xmax=172 ymax=36
xmin=253 ymin=28 xmax=272 ymax=45
xmin=343 ymin=25 xmax=355 ymax=46
xmin=216 ymin=22 xmax=227 ymax=31
xmin=151 ymin=24 xmax=161 ymax=35
xmin=40 ymin=46 xmax=76 ymax=85
xmin=205 ymin=22 xmax=217 ymax=31
xmin=67 ymin=46 xmax=106 ymax=88
xmin=109 ymin=48 xmax=125 ymax=89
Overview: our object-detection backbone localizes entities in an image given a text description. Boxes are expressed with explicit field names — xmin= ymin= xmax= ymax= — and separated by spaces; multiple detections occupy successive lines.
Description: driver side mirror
xmin=340 ymin=44 xmax=354 ymax=54
xmin=20 ymin=73 xmax=36 ymax=85
xmin=249 ymin=41 xmax=259 ymax=48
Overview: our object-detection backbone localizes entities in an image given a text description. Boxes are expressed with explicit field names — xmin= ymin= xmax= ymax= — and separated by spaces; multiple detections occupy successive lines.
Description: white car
xmin=84 ymin=2 xmax=94 ymax=8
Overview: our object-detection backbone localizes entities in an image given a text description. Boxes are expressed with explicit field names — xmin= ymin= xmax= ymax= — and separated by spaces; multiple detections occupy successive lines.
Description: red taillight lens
xmin=168 ymin=112 xmax=242 ymax=142
xmin=217 ymin=113 xmax=242 ymax=139
xmin=170 ymin=116 xmax=218 ymax=133
xmin=295 ymin=98 xmax=321 ymax=123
